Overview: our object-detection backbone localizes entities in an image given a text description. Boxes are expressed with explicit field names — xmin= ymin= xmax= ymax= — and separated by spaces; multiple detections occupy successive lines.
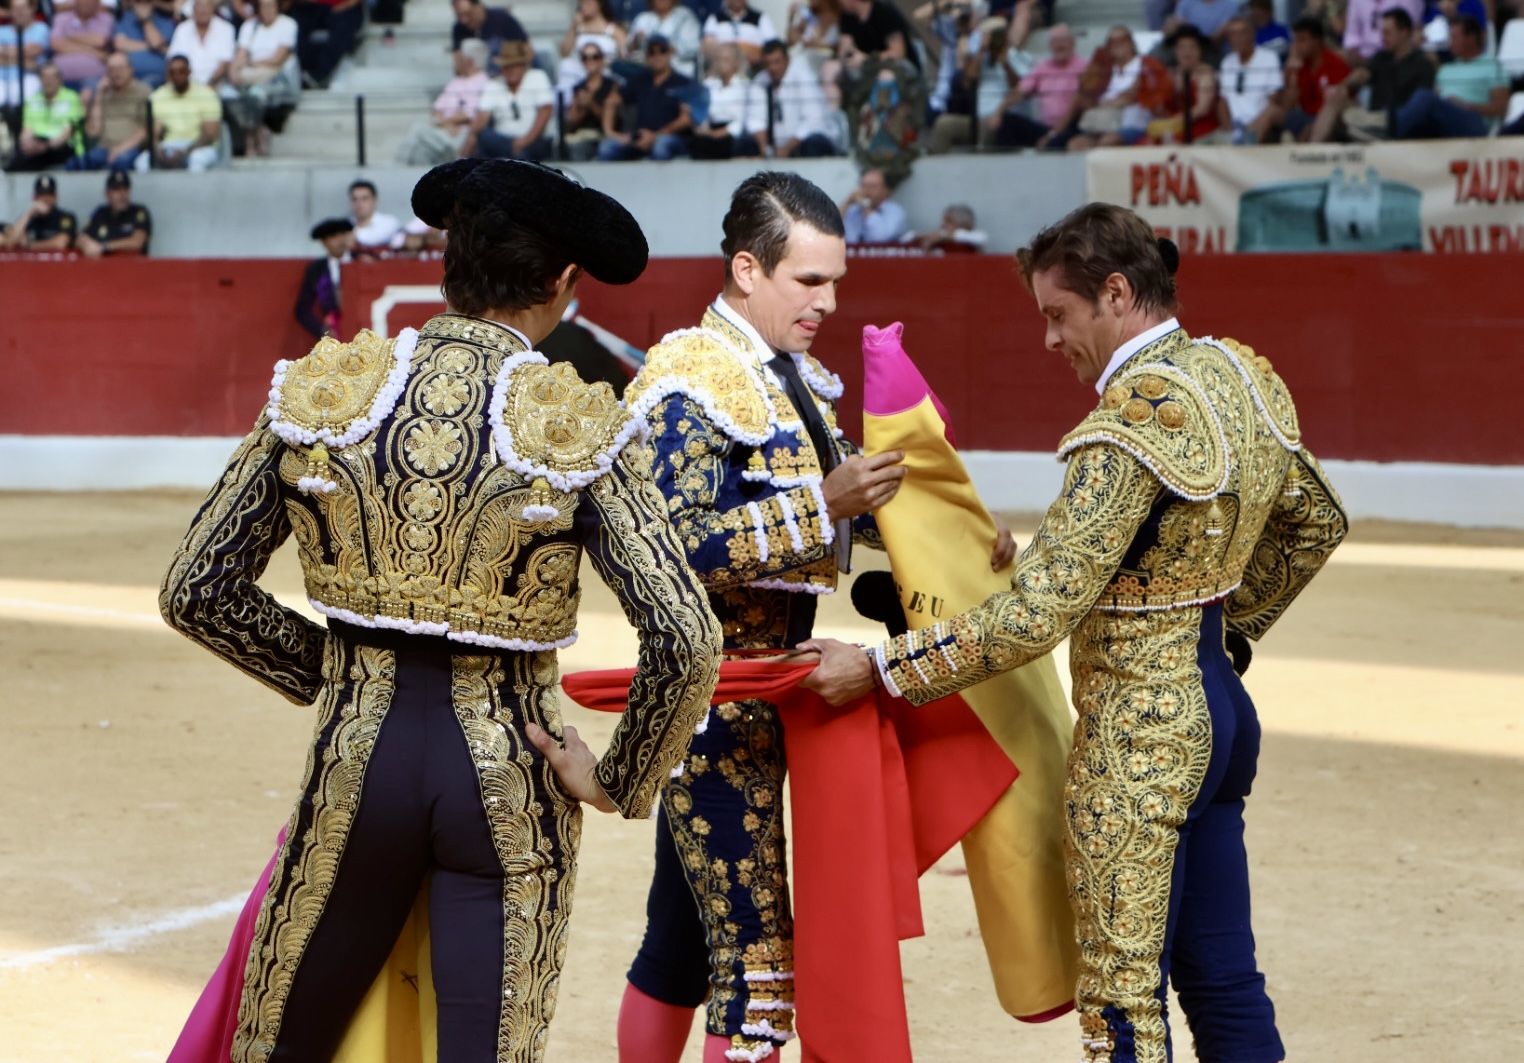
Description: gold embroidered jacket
xmin=160 ymin=314 xmax=721 ymax=818
xmin=876 ymin=329 xmax=1348 ymax=702
xmin=624 ymin=302 xmax=880 ymax=647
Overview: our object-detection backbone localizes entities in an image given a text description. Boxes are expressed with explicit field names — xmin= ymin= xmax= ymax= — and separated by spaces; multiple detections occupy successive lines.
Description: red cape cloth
xmin=562 ymin=659 xmax=1018 ymax=1063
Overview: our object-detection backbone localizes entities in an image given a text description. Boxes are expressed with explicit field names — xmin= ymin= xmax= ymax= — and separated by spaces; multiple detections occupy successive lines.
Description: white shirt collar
xmin=712 ymin=293 xmax=790 ymax=366
xmin=1095 ymin=317 xmax=1181 ymax=395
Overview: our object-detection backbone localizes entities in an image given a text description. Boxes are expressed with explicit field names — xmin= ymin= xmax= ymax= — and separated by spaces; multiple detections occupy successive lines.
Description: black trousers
xmin=234 ymin=625 xmax=581 ymax=1062
xmin=291 ymin=1 xmax=364 ymax=85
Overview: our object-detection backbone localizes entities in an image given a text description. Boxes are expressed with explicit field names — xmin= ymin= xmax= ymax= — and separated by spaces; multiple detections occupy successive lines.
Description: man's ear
xmin=1103 ymin=271 xmax=1132 ymax=315
xmin=731 ymin=251 xmax=760 ymax=296
xmin=555 ymin=262 xmax=582 ymax=299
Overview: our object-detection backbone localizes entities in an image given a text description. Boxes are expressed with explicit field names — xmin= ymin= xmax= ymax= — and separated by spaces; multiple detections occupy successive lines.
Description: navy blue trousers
xmin=1102 ymin=605 xmax=1284 ymax=1063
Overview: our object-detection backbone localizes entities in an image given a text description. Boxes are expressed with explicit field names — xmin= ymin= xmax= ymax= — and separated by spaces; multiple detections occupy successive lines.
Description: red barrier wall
xmin=2 ymin=254 xmax=1519 ymax=464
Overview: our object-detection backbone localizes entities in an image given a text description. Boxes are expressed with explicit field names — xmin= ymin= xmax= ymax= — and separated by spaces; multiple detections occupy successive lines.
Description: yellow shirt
xmin=149 ymin=81 xmax=221 ymax=143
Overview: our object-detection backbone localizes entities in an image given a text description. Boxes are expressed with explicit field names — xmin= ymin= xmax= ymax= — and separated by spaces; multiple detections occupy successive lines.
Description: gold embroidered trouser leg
xmin=1064 ymin=611 xmax=1215 ymax=1063
xmin=629 ymin=698 xmax=796 ymax=1061
xmin=233 ymin=637 xmax=580 ymax=1063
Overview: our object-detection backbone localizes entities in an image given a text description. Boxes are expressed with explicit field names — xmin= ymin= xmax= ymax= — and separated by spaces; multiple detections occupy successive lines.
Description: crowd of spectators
xmin=0 ymin=0 xmax=324 ymax=171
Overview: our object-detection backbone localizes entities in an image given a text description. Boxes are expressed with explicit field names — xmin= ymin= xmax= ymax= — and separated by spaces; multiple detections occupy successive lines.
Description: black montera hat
xmin=410 ymin=158 xmax=649 ymax=285
xmin=309 ymin=217 xmax=355 ymax=240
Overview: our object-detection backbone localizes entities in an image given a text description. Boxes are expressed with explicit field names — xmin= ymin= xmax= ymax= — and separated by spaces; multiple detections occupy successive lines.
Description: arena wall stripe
xmin=3 ymin=436 xmax=1520 ymax=529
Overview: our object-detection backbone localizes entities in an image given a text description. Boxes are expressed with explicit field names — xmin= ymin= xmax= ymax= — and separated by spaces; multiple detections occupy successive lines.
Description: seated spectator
xmin=1311 ymin=6 xmax=1431 ymax=141
xmin=694 ymin=42 xmax=766 ymax=156
xmin=77 ymin=170 xmax=151 ymax=257
xmin=1419 ymin=0 xmax=1487 ymax=55
xmin=290 ymin=0 xmax=364 ymax=89
xmin=1393 ymin=14 xmax=1506 ymax=137
xmin=148 ymin=55 xmax=224 ymax=170
xmin=787 ymin=0 xmax=841 ymax=61
xmin=630 ymin=0 xmax=702 ymax=76
xmin=396 ymin=39 xmax=491 ymax=165
xmin=1218 ymin=15 xmax=1283 ymax=143
xmin=1147 ymin=24 xmax=1221 ymax=142
xmin=755 ymin=37 xmax=840 ymax=156
xmin=50 ymin=0 xmax=115 ymax=93
xmin=168 ymin=0 xmax=236 ymax=88
xmin=920 ymin=12 xmax=1030 ymax=153
xmin=466 ymin=39 xmax=554 ymax=160
xmin=451 ymin=0 xmax=528 ymax=64
xmin=839 ymin=167 xmax=907 ymax=244
xmin=69 ymin=52 xmax=149 ymax=170
xmin=348 ymin=177 xmax=402 ymax=251
xmin=905 ymin=202 xmax=986 ymax=251
xmin=918 ymin=0 xmax=976 ymax=119
xmin=296 ymin=217 xmax=352 ymax=339
xmin=559 ymin=0 xmax=626 ymax=84
xmin=1067 ymin=26 xmax=1170 ymax=149
xmin=597 ymin=33 xmax=695 ymax=160
xmin=225 ymin=0 xmax=299 ymax=156
xmin=563 ymin=42 xmax=621 ymax=159
xmin=1345 ymin=0 xmax=1423 ymax=60
xmin=1 ymin=176 xmax=77 ymax=250
xmin=0 ymin=0 xmax=49 ymax=110
xmin=1278 ymin=17 xmax=1351 ymax=141
xmin=1167 ymin=0 xmax=1236 ymax=47
xmin=11 ymin=65 xmax=85 ymax=171
xmin=114 ymin=0 xmax=177 ymax=87
xmin=1248 ymin=0 xmax=1291 ymax=56
xmin=702 ymin=0 xmax=777 ymax=67
xmin=981 ymin=21 xmax=1086 ymax=150
xmin=839 ymin=0 xmax=921 ymax=71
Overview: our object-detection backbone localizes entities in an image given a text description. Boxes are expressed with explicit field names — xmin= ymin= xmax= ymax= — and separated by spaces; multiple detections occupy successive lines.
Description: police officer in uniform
xmin=1 ymin=175 xmax=78 ymax=251
xmin=77 ymin=170 xmax=153 ymax=258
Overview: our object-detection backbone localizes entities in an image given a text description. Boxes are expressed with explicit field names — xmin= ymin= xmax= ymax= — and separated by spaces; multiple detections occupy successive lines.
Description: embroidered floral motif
xmin=404 ymin=419 xmax=464 ymax=475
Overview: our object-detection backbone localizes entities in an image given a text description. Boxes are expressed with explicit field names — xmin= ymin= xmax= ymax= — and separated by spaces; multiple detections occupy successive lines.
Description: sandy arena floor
xmin=0 ymin=492 xmax=1521 ymax=1062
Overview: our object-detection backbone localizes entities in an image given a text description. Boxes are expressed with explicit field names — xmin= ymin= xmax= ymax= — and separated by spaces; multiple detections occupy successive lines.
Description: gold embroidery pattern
xmin=160 ymin=418 xmax=328 ymax=705
xmin=1061 ymin=336 xmax=1227 ymax=503
xmin=881 ymin=446 xmax=1160 ymax=706
xmin=625 ymin=325 xmax=773 ymax=443
xmin=583 ymin=447 xmax=722 ymax=818
xmin=272 ymin=329 xmax=401 ymax=438
xmin=451 ymin=653 xmax=582 ymax=1061
xmin=233 ymin=642 xmax=396 ymax=1061
xmin=499 ymin=361 xmax=632 ymax=477
xmin=1226 ymin=449 xmax=1347 ymax=640
xmin=1065 ymin=608 xmax=1213 ymax=1063
xmin=664 ymin=697 xmax=796 ymax=1049
xmin=269 ymin=315 xmax=614 ymax=647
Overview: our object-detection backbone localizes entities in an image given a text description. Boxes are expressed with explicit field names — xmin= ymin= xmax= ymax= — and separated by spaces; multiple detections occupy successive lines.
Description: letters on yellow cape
xmin=862 ymin=333 xmax=1079 ymax=1022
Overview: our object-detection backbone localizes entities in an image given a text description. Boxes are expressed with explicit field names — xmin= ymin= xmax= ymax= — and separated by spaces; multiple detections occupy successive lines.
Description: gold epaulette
xmin=625 ymin=328 xmax=773 ymax=446
xmin=492 ymin=359 xmax=641 ymax=493
xmin=1199 ymin=336 xmax=1302 ymax=452
xmin=1058 ymin=366 xmax=1228 ymax=501
xmin=267 ymin=328 xmax=413 ymax=449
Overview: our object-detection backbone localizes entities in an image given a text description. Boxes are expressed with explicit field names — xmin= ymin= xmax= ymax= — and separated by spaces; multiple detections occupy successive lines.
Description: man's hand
xmin=822 ymin=450 xmax=905 ymax=520
xmin=526 ymin=723 xmax=617 ymax=813
xmin=633 ymin=128 xmax=656 ymax=150
xmin=991 ymin=521 xmax=1016 ymax=570
xmin=796 ymin=638 xmax=876 ymax=705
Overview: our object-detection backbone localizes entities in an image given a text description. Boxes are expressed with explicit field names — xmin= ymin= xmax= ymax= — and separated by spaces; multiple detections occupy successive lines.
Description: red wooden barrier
xmin=2 ymin=254 xmax=1518 ymax=464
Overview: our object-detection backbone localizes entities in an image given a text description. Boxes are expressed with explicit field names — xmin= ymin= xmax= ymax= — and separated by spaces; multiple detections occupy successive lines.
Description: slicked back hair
xmin=1017 ymin=202 xmax=1178 ymax=316
xmin=720 ymin=171 xmax=845 ymax=288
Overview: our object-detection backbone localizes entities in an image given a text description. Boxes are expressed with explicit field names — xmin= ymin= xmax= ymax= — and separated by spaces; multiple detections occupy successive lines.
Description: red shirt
xmin=1296 ymin=48 xmax=1350 ymax=114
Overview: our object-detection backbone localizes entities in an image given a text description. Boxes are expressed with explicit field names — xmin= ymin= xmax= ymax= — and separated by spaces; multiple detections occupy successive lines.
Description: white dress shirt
xmin=1095 ymin=317 xmax=1181 ymax=394
xmin=703 ymin=73 xmax=766 ymax=136
xmin=168 ymin=16 xmax=237 ymax=84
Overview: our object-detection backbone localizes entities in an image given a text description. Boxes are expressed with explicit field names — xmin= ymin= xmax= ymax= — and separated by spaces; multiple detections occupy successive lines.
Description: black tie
xmin=767 ymin=354 xmax=851 ymax=574
xmin=768 ymin=354 xmax=837 ymax=474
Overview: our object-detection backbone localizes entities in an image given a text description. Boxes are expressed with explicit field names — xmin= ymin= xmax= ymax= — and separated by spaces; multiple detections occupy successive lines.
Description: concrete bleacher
xmin=251 ymin=0 xmax=1151 ymax=166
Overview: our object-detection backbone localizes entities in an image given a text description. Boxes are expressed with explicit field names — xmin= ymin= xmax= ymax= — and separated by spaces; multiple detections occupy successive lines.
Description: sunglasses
xmin=580 ymin=50 xmax=604 ymax=60
xmin=647 ymin=44 xmax=671 ymax=53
